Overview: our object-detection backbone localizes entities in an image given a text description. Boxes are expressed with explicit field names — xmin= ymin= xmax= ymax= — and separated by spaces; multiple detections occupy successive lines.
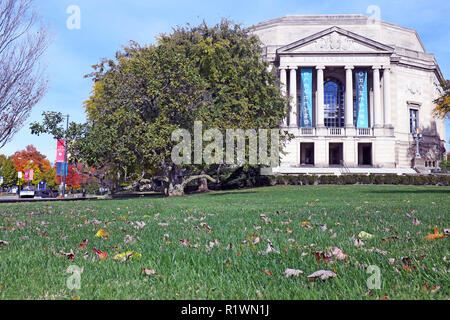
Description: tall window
xmin=324 ymin=79 xmax=345 ymax=128
xmin=409 ymin=109 xmax=419 ymax=133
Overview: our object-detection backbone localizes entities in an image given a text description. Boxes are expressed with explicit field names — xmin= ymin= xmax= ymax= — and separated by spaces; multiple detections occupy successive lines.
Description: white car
xmin=19 ymin=189 xmax=35 ymax=199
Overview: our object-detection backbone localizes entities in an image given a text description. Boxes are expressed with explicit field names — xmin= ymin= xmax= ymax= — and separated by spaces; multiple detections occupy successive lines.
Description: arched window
xmin=324 ymin=79 xmax=345 ymax=128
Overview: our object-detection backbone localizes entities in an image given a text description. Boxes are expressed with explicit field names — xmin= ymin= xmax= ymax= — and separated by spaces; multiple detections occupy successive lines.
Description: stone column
xmin=383 ymin=66 xmax=392 ymax=128
xmin=316 ymin=65 xmax=325 ymax=128
xmin=345 ymin=65 xmax=354 ymax=128
xmin=279 ymin=67 xmax=288 ymax=127
xmin=289 ymin=66 xmax=298 ymax=127
xmin=373 ymin=66 xmax=382 ymax=128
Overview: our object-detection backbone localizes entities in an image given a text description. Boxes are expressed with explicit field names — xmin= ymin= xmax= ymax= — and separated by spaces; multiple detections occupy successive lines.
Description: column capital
xmin=316 ymin=65 xmax=326 ymax=70
xmin=279 ymin=66 xmax=288 ymax=70
xmin=288 ymin=65 xmax=297 ymax=70
xmin=345 ymin=65 xmax=354 ymax=70
xmin=372 ymin=65 xmax=382 ymax=70
xmin=382 ymin=65 xmax=391 ymax=71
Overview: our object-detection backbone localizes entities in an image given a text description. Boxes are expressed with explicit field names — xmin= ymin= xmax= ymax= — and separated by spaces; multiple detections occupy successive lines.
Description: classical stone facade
xmin=251 ymin=15 xmax=446 ymax=175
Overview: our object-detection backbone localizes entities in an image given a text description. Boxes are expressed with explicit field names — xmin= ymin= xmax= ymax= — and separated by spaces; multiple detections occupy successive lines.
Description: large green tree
xmin=0 ymin=157 xmax=17 ymax=188
xmin=33 ymin=20 xmax=288 ymax=196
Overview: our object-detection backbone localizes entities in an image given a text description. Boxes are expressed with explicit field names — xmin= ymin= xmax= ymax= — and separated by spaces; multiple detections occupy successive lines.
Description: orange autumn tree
xmin=12 ymin=145 xmax=51 ymax=172
xmin=12 ymin=145 xmax=52 ymax=185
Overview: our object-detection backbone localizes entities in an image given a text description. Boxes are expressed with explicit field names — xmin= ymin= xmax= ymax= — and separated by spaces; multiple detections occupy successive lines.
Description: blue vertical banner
xmin=355 ymin=69 xmax=368 ymax=128
xmin=56 ymin=162 xmax=68 ymax=176
xmin=300 ymin=69 xmax=313 ymax=127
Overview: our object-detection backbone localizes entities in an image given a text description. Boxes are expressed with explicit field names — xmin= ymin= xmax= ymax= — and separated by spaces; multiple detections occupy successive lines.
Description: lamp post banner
xmin=57 ymin=140 xmax=66 ymax=162
xmin=355 ymin=69 xmax=368 ymax=128
xmin=300 ymin=68 xmax=313 ymax=127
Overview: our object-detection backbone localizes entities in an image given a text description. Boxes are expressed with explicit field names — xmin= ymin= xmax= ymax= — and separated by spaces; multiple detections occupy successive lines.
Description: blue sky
xmin=2 ymin=0 xmax=449 ymax=160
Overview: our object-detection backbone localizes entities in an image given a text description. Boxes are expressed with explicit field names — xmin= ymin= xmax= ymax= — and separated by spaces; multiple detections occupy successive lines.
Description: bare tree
xmin=0 ymin=0 xmax=50 ymax=149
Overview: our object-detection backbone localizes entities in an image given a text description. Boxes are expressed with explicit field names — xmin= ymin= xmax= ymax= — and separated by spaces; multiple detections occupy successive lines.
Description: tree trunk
xmin=197 ymin=170 xmax=209 ymax=193
xmin=167 ymin=173 xmax=216 ymax=197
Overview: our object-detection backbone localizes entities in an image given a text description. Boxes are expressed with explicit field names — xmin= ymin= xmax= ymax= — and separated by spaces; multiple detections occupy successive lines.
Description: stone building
xmin=251 ymin=15 xmax=446 ymax=174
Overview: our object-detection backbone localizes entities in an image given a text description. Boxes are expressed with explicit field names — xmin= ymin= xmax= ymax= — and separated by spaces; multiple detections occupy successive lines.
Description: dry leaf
xmin=179 ymin=239 xmax=192 ymax=247
xmin=259 ymin=239 xmax=280 ymax=255
xmin=59 ymin=249 xmax=75 ymax=262
xmin=423 ymin=228 xmax=444 ymax=240
xmin=113 ymin=251 xmax=141 ymax=262
xmin=95 ymin=229 xmax=110 ymax=239
xmin=283 ymin=268 xmax=303 ymax=277
xmin=331 ymin=247 xmax=347 ymax=260
xmin=93 ymin=249 xmax=107 ymax=259
xmin=79 ymin=239 xmax=88 ymax=250
xmin=307 ymin=270 xmax=337 ymax=280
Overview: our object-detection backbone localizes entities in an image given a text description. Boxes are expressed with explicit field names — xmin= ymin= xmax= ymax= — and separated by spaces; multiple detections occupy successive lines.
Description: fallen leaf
xmin=79 ymin=239 xmax=88 ymax=250
xmin=264 ymin=269 xmax=272 ymax=277
xmin=423 ymin=228 xmax=444 ymax=240
xmin=0 ymin=240 xmax=9 ymax=247
xmin=113 ymin=251 xmax=141 ymax=262
xmin=307 ymin=270 xmax=337 ymax=281
xmin=259 ymin=239 xmax=280 ymax=255
xmin=59 ymin=249 xmax=75 ymax=262
xmin=354 ymin=238 xmax=365 ymax=247
xmin=358 ymin=231 xmax=375 ymax=240
xmin=179 ymin=239 xmax=192 ymax=247
xmin=95 ymin=229 xmax=110 ymax=239
xmin=283 ymin=268 xmax=303 ymax=277
xmin=331 ymin=247 xmax=347 ymax=260
xmin=93 ymin=249 xmax=107 ymax=260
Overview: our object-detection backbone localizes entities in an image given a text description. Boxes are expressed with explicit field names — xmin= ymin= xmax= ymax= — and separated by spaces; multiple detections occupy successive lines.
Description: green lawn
xmin=0 ymin=185 xmax=448 ymax=300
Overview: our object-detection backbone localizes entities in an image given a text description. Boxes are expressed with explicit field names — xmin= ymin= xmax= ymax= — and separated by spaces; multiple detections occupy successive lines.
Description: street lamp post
xmin=62 ymin=114 xmax=69 ymax=198
xmin=412 ymin=128 xmax=423 ymax=159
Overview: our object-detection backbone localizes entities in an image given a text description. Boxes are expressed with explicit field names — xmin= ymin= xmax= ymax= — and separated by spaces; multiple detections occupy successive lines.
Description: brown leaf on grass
xmin=142 ymin=267 xmax=166 ymax=278
xmin=382 ymin=235 xmax=399 ymax=243
xmin=142 ymin=267 xmax=155 ymax=275
xmin=264 ymin=269 xmax=272 ymax=277
xmin=134 ymin=221 xmax=146 ymax=230
xmin=331 ymin=247 xmax=347 ymax=260
xmin=199 ymin=223 xmax=212 ymax=233
xmin=412 ymin=218 xmax=420 ymax=225
xmin=354 ymin=238 xmax=365 ymax=247
xmin=124 ymin=235 xmax=135 ymax=244
xmin=283 ymin=268 xmax=303 ymax=277
xmin=79 ymin=239 xmax=88 ymax=250
xmin=259 ymin=239 xmax=280 ymax=255
xmin=0 ymin=240 xmax=9 ymax=247
xmin=301 ymin=221 xmax=312 ymax=230
xmin=59 ymin=249 xmax=75 ymax=262
xmin=312 ymin=251 xmax=331 ymax=263
xmin=307 ymin=270 xmax=337 ymax=280
xmin=179 ymin=239 xmax=192 ymax=247
xmin=260 ymin=214 xmax=272 ymax=224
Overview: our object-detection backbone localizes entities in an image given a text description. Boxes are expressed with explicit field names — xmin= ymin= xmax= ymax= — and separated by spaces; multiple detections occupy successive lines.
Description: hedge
xmin=266 ymin=174 xmax=450 ymax=186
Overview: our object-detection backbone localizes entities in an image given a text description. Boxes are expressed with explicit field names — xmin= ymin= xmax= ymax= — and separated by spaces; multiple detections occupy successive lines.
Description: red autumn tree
xmin=55 ymin=163 xmax=82 ymax=189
